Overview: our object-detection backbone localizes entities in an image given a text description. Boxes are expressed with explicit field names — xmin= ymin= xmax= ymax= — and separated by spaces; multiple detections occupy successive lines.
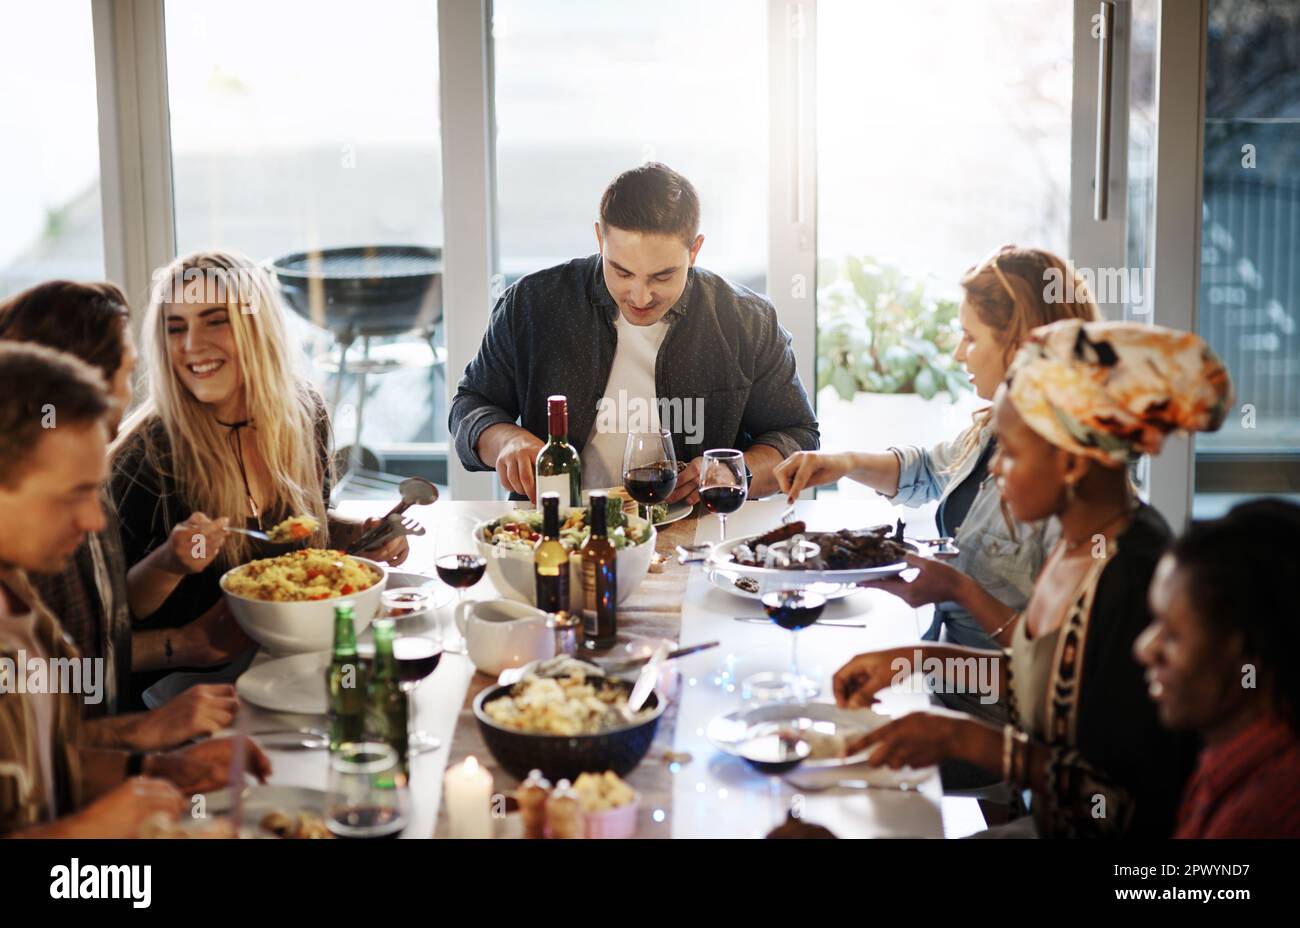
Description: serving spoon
xmin=346 ymin=477 xmax=438 ymax=554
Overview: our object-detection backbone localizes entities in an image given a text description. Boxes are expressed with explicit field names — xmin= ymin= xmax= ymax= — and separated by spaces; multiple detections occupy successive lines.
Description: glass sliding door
xmin=814 ymin=0 xmax=1074 ymax=520
xmin=0 ymin=1 xmax=104 ymax=298
xmin=1193 ymin=0 xmax=1300 ymax=514
xmin=164 ymin=0 xmax=447 ymax=489
xmin=492 ymin=0 xmax=769 ymax=292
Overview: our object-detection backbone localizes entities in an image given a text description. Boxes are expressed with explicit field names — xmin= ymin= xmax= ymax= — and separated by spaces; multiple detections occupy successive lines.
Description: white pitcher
xmin=454 ymin=598 xmax=555 ymax=676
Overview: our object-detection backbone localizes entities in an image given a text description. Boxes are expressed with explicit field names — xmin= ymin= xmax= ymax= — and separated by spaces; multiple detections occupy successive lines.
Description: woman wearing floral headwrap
xmin=775 ymin=246 xmax=1098 ymax=733
xmin=832 ymin=319 xmax=1233 ymax=837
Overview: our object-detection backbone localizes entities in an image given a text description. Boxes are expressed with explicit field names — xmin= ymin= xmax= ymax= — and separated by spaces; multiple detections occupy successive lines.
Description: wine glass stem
xmin=718 ymin=513 xmax=727 ymax=542
xmin=790 ymin=629 xmax=800 ymax=680
xmin=448 ymin=589 xmax=465 ymax=652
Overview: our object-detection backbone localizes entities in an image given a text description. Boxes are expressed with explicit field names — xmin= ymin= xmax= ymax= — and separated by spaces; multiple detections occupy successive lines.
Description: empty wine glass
xmin=622 ymin=430 xmax=678 ymax=523
xmin=699 ymin=448 xmax=747 ymax=541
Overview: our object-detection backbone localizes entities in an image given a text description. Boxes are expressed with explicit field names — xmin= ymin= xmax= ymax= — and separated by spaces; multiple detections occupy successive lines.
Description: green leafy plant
xmin=817 ymin=256 xmax=969 ymax=401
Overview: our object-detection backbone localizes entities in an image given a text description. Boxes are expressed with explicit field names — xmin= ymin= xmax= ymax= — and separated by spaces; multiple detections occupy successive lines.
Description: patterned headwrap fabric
xmin=1006 ymin=319 xmax=1233 ymax=466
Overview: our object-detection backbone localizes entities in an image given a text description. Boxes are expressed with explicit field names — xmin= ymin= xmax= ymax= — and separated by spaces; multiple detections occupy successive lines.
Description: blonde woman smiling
xmin=111 ymin=250 xmax=408 ymax=702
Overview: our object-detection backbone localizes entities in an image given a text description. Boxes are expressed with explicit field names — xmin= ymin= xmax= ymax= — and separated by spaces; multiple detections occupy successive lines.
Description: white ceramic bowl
xmin=474 ymin=511 xmax=656 ymax=612
xmin=220 ymin=555 xmax=388 ymax=655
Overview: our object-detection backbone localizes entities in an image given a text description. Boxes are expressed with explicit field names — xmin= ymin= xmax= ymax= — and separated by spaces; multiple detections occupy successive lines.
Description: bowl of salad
xmin=474 ymin=500 xmax=657 ymax=612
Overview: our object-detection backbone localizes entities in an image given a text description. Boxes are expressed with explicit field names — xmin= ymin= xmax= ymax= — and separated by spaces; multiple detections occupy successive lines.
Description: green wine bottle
xmin=326 ymin=602 xmax=365 ymax=752
xmin=366 ymin=618 xmax=409 ymax=778
xmin=535 ymin=395 xmax=581 ymax=509
xmin=534 ymin=492 xmax=571 ymax=614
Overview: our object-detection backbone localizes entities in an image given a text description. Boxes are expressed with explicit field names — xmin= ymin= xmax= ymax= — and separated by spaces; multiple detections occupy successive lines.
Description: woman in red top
xmin=1136 ymin=498 xmax=1300 ymax=838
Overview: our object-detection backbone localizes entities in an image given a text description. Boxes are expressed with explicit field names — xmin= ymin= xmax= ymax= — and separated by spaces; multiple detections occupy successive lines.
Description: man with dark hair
xmin=0 ymin=343 xmax=269 ymax=836
xmin=0 ymin=282 xmax=243 ymax=746
xmin=0 ymin=281 xmax=135 ymax=425
xmin=451 ymin=162 xmax=819 ymax=502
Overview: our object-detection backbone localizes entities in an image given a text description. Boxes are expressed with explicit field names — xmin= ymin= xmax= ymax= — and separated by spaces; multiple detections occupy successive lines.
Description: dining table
xmin=229 ymin=496 xmax=989 ymax=839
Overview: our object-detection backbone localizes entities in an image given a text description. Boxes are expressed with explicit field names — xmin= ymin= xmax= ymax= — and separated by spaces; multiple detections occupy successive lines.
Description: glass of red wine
xmin=742 ymin=588 xmax=826 ymax=703
xmin=434 ymin=516 xmax=486 ymax=654
xmin=699 ymin=448 xmax=747 ymax=541
xmin=738 ymin=727 xmax=811 ymax=835
xmin=394 ymin=636 xmax=443 ymax=753
xmin=325 ymin=741 xmax=410 ymax=839
xmin=622 ymin=430 xmax=677 ymax=524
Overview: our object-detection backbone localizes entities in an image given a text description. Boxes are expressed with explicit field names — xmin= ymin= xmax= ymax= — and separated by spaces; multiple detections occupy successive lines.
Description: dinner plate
xmin=705 ymin=565 xmax=861 ymax=602
xmin=236 ymin=650 xmax=330 ymax=715
xmin=586 ymin=490 xmax=693 ymax=528
xmin=202 ymin=785 xmax=331 ymax=836
xmin=706 ymin=702 xmax=888 ymax=769
xmin=655 ymin=500 xmax=694 ymax=527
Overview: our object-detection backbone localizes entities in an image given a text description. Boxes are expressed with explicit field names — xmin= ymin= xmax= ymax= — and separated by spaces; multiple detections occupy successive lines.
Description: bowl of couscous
xmin=472 ymin=659 xmax=664 ymax=782
xmin=220 ymin=548 xmax=387 ymax=654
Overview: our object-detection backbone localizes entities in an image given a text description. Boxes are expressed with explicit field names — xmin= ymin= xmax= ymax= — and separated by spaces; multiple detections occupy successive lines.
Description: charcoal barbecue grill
xmin=270 ymin=245 xmax=445 ymax=497
xmin=272 ymin=245 xmax=443 ymax=337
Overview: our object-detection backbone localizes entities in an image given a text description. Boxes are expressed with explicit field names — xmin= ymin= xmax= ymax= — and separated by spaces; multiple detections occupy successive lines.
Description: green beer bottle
xmin=326 ymin=602 xmax=365 ymax=751
xmin=366 ymin=618 xmax=409 ymax=777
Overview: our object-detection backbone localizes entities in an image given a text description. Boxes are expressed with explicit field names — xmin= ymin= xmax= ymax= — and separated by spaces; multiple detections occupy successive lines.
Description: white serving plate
xmin=703 ymin=532 xmax=912 ymax=586
xmin=236 ymin=650 xmax=331 ymax=715
xmin=705 ymin=564 xmax=863 ymax=602
xmin=706 ymin=701 xmax=888 ymax=769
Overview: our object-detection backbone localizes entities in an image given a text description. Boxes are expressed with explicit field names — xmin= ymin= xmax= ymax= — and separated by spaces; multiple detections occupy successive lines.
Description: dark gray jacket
xmin=450 ymin=254 xmax=819 ymax=471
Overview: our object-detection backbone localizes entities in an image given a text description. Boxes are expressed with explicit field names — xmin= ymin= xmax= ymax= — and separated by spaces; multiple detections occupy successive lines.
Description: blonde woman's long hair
xmin=115 ymin=249 xmax=331 ymax=564
xmin=946 ymin=245 xmax=1102 ymax=474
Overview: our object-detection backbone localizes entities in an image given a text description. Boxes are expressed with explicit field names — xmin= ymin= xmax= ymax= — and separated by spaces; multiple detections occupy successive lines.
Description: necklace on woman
xmin=1061 ymin=501 xmax=1136 ymax=552
xmin=217 ymin=416 xmax=260 ymax=526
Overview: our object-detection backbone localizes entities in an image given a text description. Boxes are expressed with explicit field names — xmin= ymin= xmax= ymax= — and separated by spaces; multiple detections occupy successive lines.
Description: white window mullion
xmin=439 ymin=0 xmax=500 ymax=501
xmin=1145 ymin=0 xmax=1208 ymax=531
xmin=92 ymin=0 xmax=175 ymax=316
xmin=768 ymin=0 xmax=818 ymax=475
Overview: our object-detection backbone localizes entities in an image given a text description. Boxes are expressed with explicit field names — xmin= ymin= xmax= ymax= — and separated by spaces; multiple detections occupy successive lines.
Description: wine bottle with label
xmin=534 ymin=492 xmax=571 ymax=613
xmin=579 ymin=492 xmax=617 ymax=650
xmin=535 ymin=395 xmax=581 ymax=509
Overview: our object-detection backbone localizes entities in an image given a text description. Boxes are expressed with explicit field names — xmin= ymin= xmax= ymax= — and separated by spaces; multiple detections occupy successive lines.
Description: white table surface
xmin=237 ymin=498 xmax=985 ymax=839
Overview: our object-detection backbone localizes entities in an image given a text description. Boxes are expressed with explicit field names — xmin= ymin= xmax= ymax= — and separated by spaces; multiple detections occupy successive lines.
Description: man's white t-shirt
xmin=582 ymin=313 xmax=670 ymax=490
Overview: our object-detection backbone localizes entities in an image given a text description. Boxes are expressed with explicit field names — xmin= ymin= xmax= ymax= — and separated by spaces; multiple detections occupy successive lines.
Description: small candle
xmin=444 ymin=755 xmax=494 ymax=839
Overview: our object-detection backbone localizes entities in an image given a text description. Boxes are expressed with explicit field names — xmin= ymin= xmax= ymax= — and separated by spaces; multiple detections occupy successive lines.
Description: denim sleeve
xmin=887 ymin=436 xmax=960 ymax=506
xmin=744 ymin=306 xmax=820 ymax=458
xmin=448 ymin=288 xmax=523 ymax=472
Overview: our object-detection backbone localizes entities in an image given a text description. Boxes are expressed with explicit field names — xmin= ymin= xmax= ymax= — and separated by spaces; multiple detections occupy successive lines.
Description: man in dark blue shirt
xmin=450 ymin=163 xmax=819 ymax=503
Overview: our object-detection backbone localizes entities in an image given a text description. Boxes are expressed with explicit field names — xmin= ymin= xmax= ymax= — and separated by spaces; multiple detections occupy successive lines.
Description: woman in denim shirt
xmin=775 ymin=246 xmax=1098 ymax=720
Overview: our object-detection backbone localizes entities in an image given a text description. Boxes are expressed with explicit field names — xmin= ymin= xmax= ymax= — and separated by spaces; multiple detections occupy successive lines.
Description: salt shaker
xmin=549 ymin=610 xmax=581 ymax=657
xmin=545 ymin=778 xmax=583 ymax=839
xmin=518 ymin=768 xmax=551 ymax=840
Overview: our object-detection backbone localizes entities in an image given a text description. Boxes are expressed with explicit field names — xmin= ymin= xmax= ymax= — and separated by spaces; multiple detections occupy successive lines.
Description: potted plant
xmin=816 ymin=256 xmax=975 ymax=457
